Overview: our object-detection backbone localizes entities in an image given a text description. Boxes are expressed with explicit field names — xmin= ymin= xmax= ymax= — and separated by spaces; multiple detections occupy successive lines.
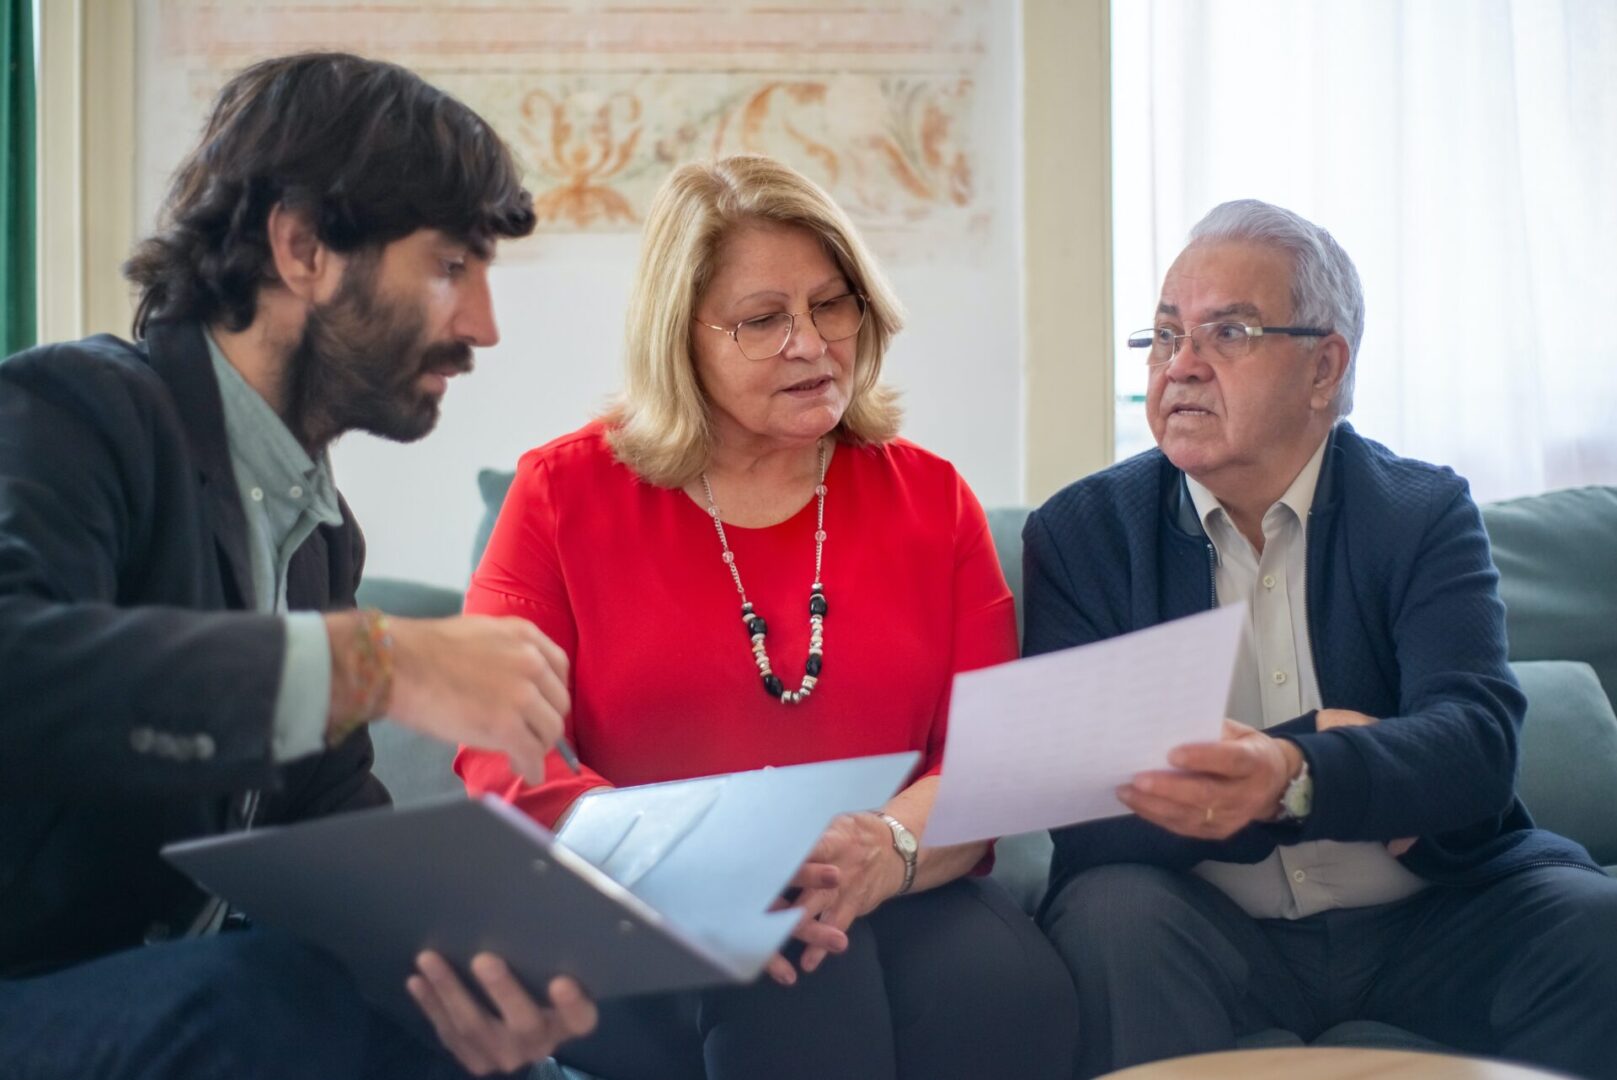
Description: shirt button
xmin=195 ymin=734 xmax=216 ymax=761
xmin=1273 ymin=670 xmax=1288 ymax=686
xmin=1263 ymin=574 xmax=1276 ymax=589
xmin=289 ymin=485 xmax=303 ymax=499
xmin=1292 ymin=869 xmax=1307 ymax=883
xmin=249 ymin=487 xmax=264 ymax=502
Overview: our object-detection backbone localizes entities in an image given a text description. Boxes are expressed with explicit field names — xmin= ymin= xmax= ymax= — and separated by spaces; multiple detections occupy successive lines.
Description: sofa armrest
xmin=1513 ymin=659 xmax=1617 ymax=868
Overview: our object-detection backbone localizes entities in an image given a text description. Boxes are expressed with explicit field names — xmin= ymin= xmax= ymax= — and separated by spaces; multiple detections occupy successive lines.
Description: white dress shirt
xmin=1186 ymin=435 xmax=1427 ymax=919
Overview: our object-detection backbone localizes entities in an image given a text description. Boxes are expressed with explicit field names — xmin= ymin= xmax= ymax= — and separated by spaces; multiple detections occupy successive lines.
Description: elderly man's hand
xmin=1118 ymin=718 xmax=1300 ymax=839
xmin=407 ymin=951 xmax=596 ymax=1076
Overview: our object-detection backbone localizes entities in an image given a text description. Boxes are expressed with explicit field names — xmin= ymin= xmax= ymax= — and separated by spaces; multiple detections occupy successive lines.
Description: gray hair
xmin=1188 ymin=199 xmax=1364 ymax=415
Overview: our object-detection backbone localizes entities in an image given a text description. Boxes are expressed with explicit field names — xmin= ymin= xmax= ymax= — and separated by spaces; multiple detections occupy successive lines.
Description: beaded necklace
xmin=699 ymin=440 xmax=828 ymax=706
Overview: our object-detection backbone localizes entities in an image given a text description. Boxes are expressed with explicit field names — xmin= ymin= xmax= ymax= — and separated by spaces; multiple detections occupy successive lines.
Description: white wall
xmin=132 ymin=1 xmax=1027 ymax=590
xmin=332 ymin=224 xmax=1026 ymax=589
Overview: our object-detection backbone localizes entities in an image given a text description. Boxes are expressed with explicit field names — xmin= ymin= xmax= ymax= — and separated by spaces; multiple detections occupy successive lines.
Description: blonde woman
xmin=457 ymin=156 xmax=1077 ymax=1080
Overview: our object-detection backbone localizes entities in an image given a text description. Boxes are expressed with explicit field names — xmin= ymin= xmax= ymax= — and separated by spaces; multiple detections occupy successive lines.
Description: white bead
xmin=722 ymin=551 xmax=734 ymax=564
xmin=815 ymin=530 xmax=827 ymax=542
xmin=815 ymin=484 xmax=827 ymax=496
xmin=802 ymin=675 xmax=817 ymax=689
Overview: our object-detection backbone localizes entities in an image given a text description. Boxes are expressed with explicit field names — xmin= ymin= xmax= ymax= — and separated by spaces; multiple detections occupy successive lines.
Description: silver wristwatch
xmin=1277 ymin=757 xmax=1313 ymax=822
xmin=874 ymin=811 xmax=918 ymax=894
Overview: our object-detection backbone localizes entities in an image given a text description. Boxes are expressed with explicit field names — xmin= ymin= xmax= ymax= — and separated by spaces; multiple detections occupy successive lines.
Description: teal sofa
xmin=358 ymin=479 xmax=1617 ymax=1070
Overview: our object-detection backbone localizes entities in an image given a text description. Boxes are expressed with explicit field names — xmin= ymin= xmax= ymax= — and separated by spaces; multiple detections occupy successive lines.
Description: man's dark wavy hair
xmin=125 ymin=52 xmax=536 ymax=338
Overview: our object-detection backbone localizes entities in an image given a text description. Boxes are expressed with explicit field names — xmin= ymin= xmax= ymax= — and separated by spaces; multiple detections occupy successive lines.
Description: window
xmin=1110 ymin=1 xmax=1616 ymax=499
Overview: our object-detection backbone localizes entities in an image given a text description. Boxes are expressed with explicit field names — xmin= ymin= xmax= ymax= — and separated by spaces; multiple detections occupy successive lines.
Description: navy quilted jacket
xmin=1025 ymin=423 xmax=1600 ymax=915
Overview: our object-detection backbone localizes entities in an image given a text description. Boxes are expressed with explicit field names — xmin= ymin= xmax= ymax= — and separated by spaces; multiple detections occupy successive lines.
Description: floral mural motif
xmin=143 ymin=1 xmax=993 ymax=241
xmin=519 ymin=88 xmax=643 ymax=228
xmin=498 ymin=76 xmax=975 ymax=231
xmin=717 ymin=82 xmax=841 ymax=184
xmin=866 ymin=79 xmax=974 ymax=210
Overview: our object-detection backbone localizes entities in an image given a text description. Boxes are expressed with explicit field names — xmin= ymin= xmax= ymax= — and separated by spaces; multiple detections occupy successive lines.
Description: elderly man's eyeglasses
xmin=695 ymin=293 xmax=868 ymax=361
xmin=1127 ymin=322 xmax=1330 ymax=366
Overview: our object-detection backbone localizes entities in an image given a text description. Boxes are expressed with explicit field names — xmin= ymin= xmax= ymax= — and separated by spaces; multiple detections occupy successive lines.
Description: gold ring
xmin=1204 ymin=806 xmax=1215 ymax=825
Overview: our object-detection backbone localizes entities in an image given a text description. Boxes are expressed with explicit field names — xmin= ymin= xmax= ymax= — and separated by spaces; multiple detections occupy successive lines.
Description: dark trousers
xmin=559 ymin=876 xmax=1079 ymax=1080
xmin=0 ymin=928 xmax=479 ymax=1080
xmin=1040 ymin=862 xmax=1617 ymax=1080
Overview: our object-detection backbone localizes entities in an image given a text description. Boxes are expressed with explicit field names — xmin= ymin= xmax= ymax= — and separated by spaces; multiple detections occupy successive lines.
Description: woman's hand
xmin=762 ymin=812 xmax=907 ymax=984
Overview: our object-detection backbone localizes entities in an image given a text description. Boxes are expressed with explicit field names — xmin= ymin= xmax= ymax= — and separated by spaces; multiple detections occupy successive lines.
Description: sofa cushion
xmin=1482 ymin=486 xmax=1617 ymax=701
xmin=1512 ymin=660 xmax=1617 ymax=867
xmin=988 ymin=829 xmax=1053 ymax=916
xmin=355 ymin=576 xmax=463 ymax=620
xmin=986 ymin=507 xmax=1031 ymax=645
xmin=354 ymin=578 xmax=471 ymax=807
xmin=369 ymin=723 xmax=462 ymax=807
xmin=473 ymin=468 xmax=518 ymax=574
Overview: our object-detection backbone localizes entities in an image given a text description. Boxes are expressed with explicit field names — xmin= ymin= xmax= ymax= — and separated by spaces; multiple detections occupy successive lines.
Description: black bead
xmin=742 ymin=602 xmax=754 ymax=614
xmin=763 ymin=674 xmax=784 ymax=697
xmin=805 ymin=654 xmax=822 ymax=677
xmin=809 ymin=594 xmax=828 ymax=616
xmin=748 ymin=616 xmax=768 ymax=637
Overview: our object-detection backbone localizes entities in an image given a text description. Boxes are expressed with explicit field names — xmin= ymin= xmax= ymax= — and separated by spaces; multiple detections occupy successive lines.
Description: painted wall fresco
xmin=142 ymin=2 xmax=993 ymax=242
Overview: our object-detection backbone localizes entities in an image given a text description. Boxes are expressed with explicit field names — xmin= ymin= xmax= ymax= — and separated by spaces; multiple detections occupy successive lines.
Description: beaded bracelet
xmin=326 ymin=608 xmax=395 ymax=747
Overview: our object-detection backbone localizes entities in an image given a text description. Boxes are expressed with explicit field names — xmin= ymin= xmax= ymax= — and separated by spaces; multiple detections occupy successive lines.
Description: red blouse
xmin=455 ymin=422 xmax=1017 ymax=830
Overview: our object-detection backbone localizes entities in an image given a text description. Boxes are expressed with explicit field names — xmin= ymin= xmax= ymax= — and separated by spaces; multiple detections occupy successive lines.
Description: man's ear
xmin=1310 ymin=334 xmax=1351 ymax=413
xmin=265 ymin=203 xmax=343 ymax=303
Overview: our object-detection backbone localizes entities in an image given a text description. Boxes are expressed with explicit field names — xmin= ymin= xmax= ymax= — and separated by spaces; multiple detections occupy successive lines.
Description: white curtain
xmin=1110 ymin=0 xmax=1617 ymax=502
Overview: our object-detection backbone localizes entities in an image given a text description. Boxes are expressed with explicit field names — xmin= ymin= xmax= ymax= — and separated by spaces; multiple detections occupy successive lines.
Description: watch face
xmin=881 ymin=814 xmax=918 ymax=854
xmin=1284 ymin=775 xmax=1314 ymax=819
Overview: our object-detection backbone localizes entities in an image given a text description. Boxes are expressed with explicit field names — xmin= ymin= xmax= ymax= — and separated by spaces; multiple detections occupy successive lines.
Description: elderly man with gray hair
xmin=1027 ymin=200 xmax=1617 ymax=1078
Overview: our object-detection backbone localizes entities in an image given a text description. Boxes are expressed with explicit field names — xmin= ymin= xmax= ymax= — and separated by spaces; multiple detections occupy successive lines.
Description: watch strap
xmin=874 ymin=811 xmax=918 ymax=895
xmin=1278 ymin=757 xmax=1313 ymax=822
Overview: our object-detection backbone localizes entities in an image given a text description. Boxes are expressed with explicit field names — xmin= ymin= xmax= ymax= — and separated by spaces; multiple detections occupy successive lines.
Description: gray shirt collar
xmin=204 ymin=330 xmax=341 ymax=530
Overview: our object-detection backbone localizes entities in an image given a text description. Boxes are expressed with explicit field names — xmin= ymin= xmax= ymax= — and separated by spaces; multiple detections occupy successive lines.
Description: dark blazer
xmin=0 ymin=321 xmax=388 ymax=978
xmin=1024 ymin=423 xmax=1601 ymax=915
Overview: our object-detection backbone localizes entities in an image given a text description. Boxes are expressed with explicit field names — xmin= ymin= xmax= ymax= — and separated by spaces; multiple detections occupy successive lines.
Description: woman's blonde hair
xmin=605 ymin=155 xmax=904 ymax=488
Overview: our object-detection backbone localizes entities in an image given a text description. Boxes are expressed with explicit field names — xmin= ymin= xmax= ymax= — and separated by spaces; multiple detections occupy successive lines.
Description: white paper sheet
xmin=924 ymin=604 xmax=1246 ymax=845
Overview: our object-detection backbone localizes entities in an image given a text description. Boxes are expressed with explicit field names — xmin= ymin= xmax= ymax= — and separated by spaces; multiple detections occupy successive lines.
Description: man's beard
xmin=283 ymin=258 xmax=473 ymax=451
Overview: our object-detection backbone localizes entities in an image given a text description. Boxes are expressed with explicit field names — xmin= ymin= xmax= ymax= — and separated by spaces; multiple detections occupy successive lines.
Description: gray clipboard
xmin=162 ymin=751 xmax=918 ymax=1030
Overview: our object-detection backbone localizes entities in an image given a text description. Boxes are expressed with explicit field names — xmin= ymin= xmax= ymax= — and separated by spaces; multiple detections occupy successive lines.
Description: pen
xmin=556 ymin=736 xmax=582 ymax=775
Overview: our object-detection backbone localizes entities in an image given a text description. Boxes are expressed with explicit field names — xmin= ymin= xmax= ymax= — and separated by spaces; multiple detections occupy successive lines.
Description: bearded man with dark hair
xmin=0 ymin=52 xmax=595 ymax=1079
